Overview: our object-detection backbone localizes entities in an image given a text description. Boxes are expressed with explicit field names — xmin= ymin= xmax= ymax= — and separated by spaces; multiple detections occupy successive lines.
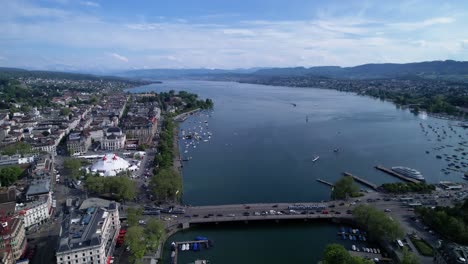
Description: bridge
xmin=162 ymin=201 xmax=356 ymax=231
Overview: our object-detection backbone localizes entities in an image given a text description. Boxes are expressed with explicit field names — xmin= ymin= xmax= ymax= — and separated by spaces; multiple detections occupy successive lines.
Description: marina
xmin=170 ymin=238 xmax=212 ymax=264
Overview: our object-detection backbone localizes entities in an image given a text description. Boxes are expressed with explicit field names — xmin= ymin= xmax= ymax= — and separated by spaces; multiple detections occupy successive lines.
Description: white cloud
xmin=1 ymin=1 xmax=467 ymax=70
xmin=389 ymin=16 xmax=455 ymax=30
xmin=109 ymin=53 xmax=128 ymax=62
xmin=80 ymin=1 xmax=100 ymax=7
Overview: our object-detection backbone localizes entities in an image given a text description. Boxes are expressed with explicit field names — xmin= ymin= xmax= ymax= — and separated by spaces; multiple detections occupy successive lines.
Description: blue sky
xmin=1 ymin=0 xmax=468 ymax=71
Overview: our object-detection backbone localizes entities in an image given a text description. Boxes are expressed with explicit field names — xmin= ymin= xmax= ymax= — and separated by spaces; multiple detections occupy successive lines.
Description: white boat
xmin=312 ymin=156 xmax=320 ymax=162
xmin=352 ymin=245 xmax=356 ymax=251
xmin=391 ymin=166 xmax=425 ymax=181
xmin=181 ymin=244 xmax=186 ymax=251
xmin=186 ymin=243 xmax=190 ymax=250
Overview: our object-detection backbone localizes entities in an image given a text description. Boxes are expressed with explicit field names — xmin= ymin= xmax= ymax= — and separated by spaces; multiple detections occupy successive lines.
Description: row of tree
xmin=124 ymin=208 xmax=166 ymax=263
xmin=416 ymin=200 xmax=468 ymax=244
xmin=151 ymin=117 xmax=182 ymax=202
xmin=85 ymin=175 xmax=136 ymax=201
xmin=380 ymin=182 xmax=435 ymax=194
xmin=0 ymin=142 xmax=34 ymax=156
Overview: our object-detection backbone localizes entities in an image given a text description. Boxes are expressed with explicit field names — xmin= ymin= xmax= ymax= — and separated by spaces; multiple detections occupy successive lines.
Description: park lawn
xmin=410 ymin=236 xmax=433 ymax=256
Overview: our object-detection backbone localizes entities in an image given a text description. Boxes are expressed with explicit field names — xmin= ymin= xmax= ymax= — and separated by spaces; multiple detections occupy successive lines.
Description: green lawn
xmin=410 ymin=236 xmax=433 ymax=256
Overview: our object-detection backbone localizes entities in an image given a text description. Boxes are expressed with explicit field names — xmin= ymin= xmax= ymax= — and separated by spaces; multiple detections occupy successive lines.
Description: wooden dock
xmin=343 ymin=172 xmax=378 ymax=190
xmin=172 ymin=240 xmax=209 ymax=264
xmin=374 ymin=165 xmax=420 ymax=183
xmin=316 ymin=178 xmax=334 ymax=187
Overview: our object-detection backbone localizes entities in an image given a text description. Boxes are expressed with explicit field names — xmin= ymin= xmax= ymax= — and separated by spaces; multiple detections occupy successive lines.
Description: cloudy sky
xmin=1 ymin=0 xmax=468 ymax=71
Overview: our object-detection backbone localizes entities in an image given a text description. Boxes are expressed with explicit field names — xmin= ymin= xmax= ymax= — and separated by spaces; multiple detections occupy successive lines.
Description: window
xmin=83 ymin=253 xmax=85 ymax=256
xmin=68 ymin=256 xmax=70 ymax=260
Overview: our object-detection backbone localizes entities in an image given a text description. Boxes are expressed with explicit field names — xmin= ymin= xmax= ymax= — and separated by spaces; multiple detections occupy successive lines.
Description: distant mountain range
xmin=2 ymin=60 xmax=468 ymax=82
xmin=116 ymin=68 xmax=264 ymax=79
xmin=117 ymin=60 xmax=468 ymax=81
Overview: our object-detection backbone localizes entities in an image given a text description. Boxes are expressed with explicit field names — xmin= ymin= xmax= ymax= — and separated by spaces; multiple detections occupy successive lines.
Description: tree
xmin=125 ymin=226 xmax=146 ymax=263
xmin=85 ymin=175 xmax=136 ymax=201
xmin=353 ymin=205 xmax=404 ymax=241
xmin=145 ymin=219 xmax=165 ymax=251
xmin=63 ymin=158 xmax=82 ymax=179
xmin=149 ymin=168 xmax=182 ymax=201
xmin=0 ymin=166 xmax=23 ymax=186
xmin=322 ymin=244 xmax=373 ymax=264
xmin=331 ymin=176 xmax=360 ymax=200
xmin=1 ymin=142 xmax=33 ymax=155
xmin=126 ymin=207 xmax=143 ymax=227
xmin=60 ymin=107 xmax=71 ymax=116
xmin=402 ymin=248 xmax=420 ymax=264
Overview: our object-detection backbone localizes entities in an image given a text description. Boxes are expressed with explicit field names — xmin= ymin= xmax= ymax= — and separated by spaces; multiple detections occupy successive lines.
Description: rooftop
xmin=57 ymin=202 xmax=118 ymax=253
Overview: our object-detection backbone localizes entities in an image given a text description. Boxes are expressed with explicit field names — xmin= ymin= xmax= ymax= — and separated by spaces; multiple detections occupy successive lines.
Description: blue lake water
xmin=130 ymin=80 xmax=467 ymax=206
xmin=129 ymin=80 xmax=467 ymax=263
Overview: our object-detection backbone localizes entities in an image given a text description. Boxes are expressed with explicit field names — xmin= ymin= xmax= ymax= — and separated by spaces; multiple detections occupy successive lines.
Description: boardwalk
xmin=375 ymin=165 xmax=421 ymax=183
xmin=173 ymin=108 xmax=201 ymax=122
xmin=343 ymin=172 xmax=378 ymax=190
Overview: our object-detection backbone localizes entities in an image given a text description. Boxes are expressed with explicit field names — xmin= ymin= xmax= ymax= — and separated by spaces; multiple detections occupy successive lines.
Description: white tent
xmin=90 ymin=153 xmax=131 ymax=177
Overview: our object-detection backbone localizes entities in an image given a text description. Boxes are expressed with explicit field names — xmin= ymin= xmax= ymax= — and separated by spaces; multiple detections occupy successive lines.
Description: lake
xmin=130 ymin=80 xmax=467 ymax=206
xmin=128 ymin=80 xmax=466 ymax=263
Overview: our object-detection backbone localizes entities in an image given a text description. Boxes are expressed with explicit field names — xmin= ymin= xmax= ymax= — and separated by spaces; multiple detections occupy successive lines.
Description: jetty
xmin=375 ymin=165 xmax=420 ymax=183
xmin=316 ymin=179 xmax=334 ymax=187
xmin=172 ymin=240 xmax=210 ymax=264
xmin=343 ymin=172 xmax=378 ymax=190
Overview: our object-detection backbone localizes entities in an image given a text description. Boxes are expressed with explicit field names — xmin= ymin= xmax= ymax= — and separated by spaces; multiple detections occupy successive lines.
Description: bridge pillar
xmin=182 ymin=222 xmax=190 ymax=230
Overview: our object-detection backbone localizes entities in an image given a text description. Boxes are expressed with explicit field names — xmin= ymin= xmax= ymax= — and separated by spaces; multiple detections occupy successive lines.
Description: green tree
xmin=125 ymin=226 xmax=146 ymax=264
xmin=63 ymin=158 xmax=82 ymax=179
xmin=126 ymin=207 xmax=143 ymax=227
xmin=402 ymin=248 xmax=420 ymax=264
xmin=353 ymin=205 xmax=404 ymax=241
xmin=331 ymin=176 xmax=360 ymax=200
xmin=60 ymin=107 xmax=71 ymax=116
xmin=1 ymin=142 xmax=33 ymax=155
xmin=322 ymin=244 xmax=373 ymax=264
xmin=145 ymin=219 xmax=165 ymax=251
xmin=0 ymin=166 xmax=23 ymax=186
xmin=149 ymin=168 xmax=182 ymax=201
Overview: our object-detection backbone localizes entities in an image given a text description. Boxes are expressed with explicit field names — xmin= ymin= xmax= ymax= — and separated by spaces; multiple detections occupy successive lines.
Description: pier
xmin=316 ymin=178 xmax=334 ymax=187
xmin=343 ymin=172 xmax=378 ymax=190
xmin=172 ymin=240 xmax=209 ymax=264
xmin=375 ymin=165 xmax=420 ymax=183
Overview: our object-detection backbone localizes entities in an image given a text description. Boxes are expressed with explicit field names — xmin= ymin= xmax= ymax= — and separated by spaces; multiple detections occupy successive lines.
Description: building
xmin=56 ymin=203 xmax=120 ymax=264
xmin=67 ymin=132 xmax=92 ymax=156
xmin=121 ymin=116 xmax=157 ymax=145
xmin=0 ymin=215 xmax=27 ymax=263
xmin=16 ymin=192 xmax=52 ymax=229
xmin=101 ymin=127 xmax=126 ymax=151
xmin=434 ymin=241 xmax=468 ymax=264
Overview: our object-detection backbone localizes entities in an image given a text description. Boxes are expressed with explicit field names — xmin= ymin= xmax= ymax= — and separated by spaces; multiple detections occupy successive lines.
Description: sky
xmin=1 ymin=0 xmax=468 ymax=72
